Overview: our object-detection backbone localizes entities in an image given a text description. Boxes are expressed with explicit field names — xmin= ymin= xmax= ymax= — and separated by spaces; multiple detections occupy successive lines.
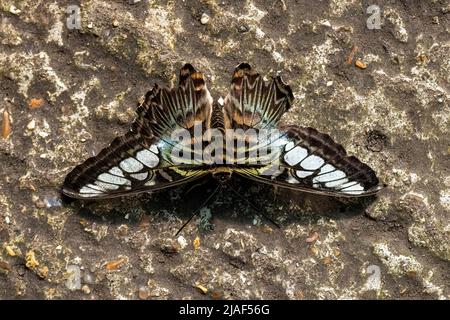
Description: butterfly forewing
xmin=62 ymin=64 xmax=212 ymax=199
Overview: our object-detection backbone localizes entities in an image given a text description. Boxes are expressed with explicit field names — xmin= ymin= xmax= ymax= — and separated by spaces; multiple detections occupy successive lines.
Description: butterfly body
xmin=62 ymin=63 xmax=384 ymax=199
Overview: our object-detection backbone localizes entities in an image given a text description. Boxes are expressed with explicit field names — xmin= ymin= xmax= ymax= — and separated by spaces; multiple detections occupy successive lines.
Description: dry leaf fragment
xmin=28 ymin=98 xmax=44 ymax=109
xmin=25 ymin=251 xmax=39 ymax=269
xmin=2 ymin=110 xmax=11 ymax=139
xmin=355 ymin=60 xmax=367 ymax=69
xmin=305 ymin=231 xmax=319 ymax=243
xmin=5 ymin=245 xmax=16 ymax=257
xmin=322 ymin=257 xmax=332 ymax=265
xmin=346 ymin=45 xmax=359 ymax=64
xmin=195 ymin=283 xmax=208 ymax=294
xmin=105 ymin=258 xmax=126 ymax=270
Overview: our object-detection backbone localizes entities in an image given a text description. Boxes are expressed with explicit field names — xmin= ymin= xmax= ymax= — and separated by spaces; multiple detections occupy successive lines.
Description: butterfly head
xmin=212 ymin=167 xmax=233 ymax=184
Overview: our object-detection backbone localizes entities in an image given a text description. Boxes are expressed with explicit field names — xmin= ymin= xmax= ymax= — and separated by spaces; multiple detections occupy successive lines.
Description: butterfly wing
xmin=62 ymin=64 xmax=212 ymax=199
xmin=235 ymin=125 xmax=383 ymax=197
xmin=223 ymin=63 xmax=293 ymax=131
xmin=224 ymin=63 xmax=384 ymax=197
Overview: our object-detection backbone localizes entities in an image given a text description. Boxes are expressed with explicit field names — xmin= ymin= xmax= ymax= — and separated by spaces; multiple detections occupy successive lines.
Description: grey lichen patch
xmin=0 ymin=17 xmax=23 ymax=45
xmin=399 ymin=192 xmax=450 ymax=261
xmin=373 ymin=242 xmax=446 ymax=299
xmin=81 ymin=0 xmax=182 ymax=77
xmin=329 ymin=0 xmax=360 ymax=17
xmin=94 ymin=88 xmax=134 ymax=123
xmin=0 ymin=52 xmax=67 ymax=100
xmin=384 ymin=7 xmax=409 ymax=43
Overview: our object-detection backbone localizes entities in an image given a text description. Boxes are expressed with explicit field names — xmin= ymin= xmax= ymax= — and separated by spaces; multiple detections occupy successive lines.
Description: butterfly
xmin=62 ymin=63 xmax=384 ymax=200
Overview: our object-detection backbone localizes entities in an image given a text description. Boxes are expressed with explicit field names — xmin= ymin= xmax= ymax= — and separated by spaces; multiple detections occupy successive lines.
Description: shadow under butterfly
xmin=62 ymin=63 xmax=385 ymax=233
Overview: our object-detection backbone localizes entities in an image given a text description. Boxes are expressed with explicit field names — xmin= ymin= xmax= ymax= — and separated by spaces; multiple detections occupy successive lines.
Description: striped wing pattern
xmin=235 ymin=126 xmax=382 ymax=196
xmin=227 ymin=63 xmax=383 ymax=197
xmin=62 ymin=64 xmax=211 ymax=199
xmin=63 ymin=62 xmax=383 ymax=199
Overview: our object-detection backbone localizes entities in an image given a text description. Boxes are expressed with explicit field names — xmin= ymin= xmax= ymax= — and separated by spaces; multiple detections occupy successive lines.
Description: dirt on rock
xmin=0 ymin=0 xmax=449 ymax=299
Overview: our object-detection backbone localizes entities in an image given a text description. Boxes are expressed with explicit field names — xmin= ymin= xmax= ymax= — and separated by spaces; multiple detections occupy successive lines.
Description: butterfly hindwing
xmin=236 ymin=126 xmax=383 ymax=197
xmin=223 ymin=63 xmax=294 ymax=131
xmin=223 ymin=63 xmax=383 ymax=197
xmin=62 ymin=64 xmax=212 ymax=199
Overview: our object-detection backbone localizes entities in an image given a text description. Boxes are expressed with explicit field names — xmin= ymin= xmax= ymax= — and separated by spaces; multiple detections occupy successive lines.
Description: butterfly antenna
xmin=184 ymin=179 xmax=209 ymax=197
xmin=175 ymin=185 xmax=221 ymax=236
xmin=226 ymin=183 xmax=280 ymax=229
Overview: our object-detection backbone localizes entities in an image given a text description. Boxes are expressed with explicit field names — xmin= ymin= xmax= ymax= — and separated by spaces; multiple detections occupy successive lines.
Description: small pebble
xmin=355 ymin=59 xmax=367 ymax=69
xmin=27 ymin=119 xmax=36 ymax=130
xmin=44 ymin=197 xmax=62 ymax=208
xmin=306 ymin=231 xmax=319 ymax=243
xmin=0 ymin=260 xmax=11 ymax=273
xmin=9 ymin=5 xmax=21 ymax=15
xmin=35 ymin=200 xmax=46 ymax=209
xmin=200 ymin=13 xmax=210 ymax=25
xmin=112 ymin=20 xmax=119 ymax=27
xmin=138 ymin=286 xmax=149 ymax=300
xmin=237 ymin=24 xmax=249 ymax=33
xmin=81 ymin=285 xmax=91 ymax=294
xmin=195 ymin=284 xmax=208 ymax=294
xmin=83 ymin=272 xmax=95 ymax=285
xmin=177 ymin=236 xmax=187 ymax=249
xmin=326 ymin=81 xmax=333 ymax=87
xmin=66 ymin=265 xmax=82 ymax=291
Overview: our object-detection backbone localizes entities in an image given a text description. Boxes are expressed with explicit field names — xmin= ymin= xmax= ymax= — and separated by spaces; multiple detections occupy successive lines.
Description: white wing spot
xmin=284 ymin=141 xmax=295 ymax=151
xmin=136 ymin=149 xmax=159 ymax=168
xmin=284 ymin=146 xmax=307 ymax=166
xmin=325 ymin=178 xmax=349 ymax=188
xmin=120 ymin=157 xmax=143 ymax=173
xmin=95 ymin=180 xmax=119 ymax=190
xmin=98 ymin=173 xmax=131 ymax=185
xmin=109 ymin=166 xmax=124 ymax=177
xmin=301 ymin=155 xmax=325 ymax=170
xmin=319 ymin=164 xmax=335 ymax=174
xmin=341 ymin=182 xmax=365 ymax=194
xmin=130 ymin=172 xmax=148 ymax=181
xmin=79 ymin=186 xmax=102 ymax=194
xmin=296 ymin=170 xmax=313 ymax=178
xmin=86 ymin=183 xmax=104 ymax=191
xmin=314 ymin=170 xmax=346 ymax=183
xmin=150 ymin=144 xmax=159 ymax=154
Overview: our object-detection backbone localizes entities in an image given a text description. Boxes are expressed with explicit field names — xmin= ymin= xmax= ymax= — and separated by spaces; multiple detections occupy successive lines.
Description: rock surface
xmin=0 ymin=0 xmax=449 ymax=299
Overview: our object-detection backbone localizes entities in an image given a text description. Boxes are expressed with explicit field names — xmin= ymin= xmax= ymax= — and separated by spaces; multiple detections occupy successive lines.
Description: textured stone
xmin=0 ymin=0 xmax=448 ymax=300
